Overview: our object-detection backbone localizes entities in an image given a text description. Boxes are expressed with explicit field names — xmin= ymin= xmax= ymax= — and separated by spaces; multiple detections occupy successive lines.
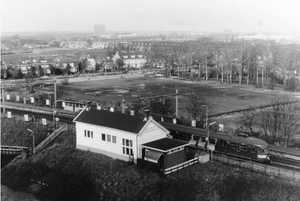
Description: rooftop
xmin=74 ymin=108 xmax=147 ymax=134
xmin=143 ymin=138 xmax=188 ymax=151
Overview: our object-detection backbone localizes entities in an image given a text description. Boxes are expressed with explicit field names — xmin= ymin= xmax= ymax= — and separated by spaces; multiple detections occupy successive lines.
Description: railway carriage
xmin=160 ymin=122 xmax=270 ymax=163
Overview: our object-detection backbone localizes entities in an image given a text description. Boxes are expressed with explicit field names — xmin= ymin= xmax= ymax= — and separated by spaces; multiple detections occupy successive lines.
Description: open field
xmin=58 ymin=76 xmax=298 ymax=115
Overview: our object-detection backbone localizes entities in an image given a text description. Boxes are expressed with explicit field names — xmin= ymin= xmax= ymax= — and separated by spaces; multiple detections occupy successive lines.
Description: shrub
xmin=284 ymin=77 xmax=298 ymax=92
xmin=61 ymin=78 xmax=69 ymax=85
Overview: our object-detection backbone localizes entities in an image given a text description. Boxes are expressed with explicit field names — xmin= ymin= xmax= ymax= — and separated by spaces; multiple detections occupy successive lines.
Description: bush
xmin=284 ymin=77 xmax=298 ymax=92
xmin=61 ymin=78 xmax=70 ymax=85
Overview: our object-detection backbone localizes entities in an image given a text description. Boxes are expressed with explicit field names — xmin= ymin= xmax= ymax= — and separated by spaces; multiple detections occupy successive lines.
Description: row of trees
xmin=239 ymin=96 xmax=300 ymax=146
xmin=145 ymin=38 xmax=300 ymax=90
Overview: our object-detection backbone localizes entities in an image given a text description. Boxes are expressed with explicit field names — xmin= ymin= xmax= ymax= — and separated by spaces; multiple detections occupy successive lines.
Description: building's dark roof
xmin=143 ymin=138 xmax=188 ymax=151
xmin=74 ymin=108 xmax=147 ymax=134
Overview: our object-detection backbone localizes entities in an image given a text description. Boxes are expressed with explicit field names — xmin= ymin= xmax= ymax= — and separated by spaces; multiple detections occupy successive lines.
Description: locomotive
xmin=160 ymin=122 xmax=270 ymax=163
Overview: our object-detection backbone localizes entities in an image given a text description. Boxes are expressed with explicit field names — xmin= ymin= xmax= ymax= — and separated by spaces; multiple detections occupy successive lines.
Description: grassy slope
xmin=2 ymin=124 xmax=300 ymax=201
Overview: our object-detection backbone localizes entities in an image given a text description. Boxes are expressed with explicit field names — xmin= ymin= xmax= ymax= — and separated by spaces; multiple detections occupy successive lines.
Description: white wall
xmin=76 ymin=119 xmax=169 ymax=163
xmin=137 ymin=120 xmax=169 ymax=158
xmin=76 ymin=122 xmax=137 ymax=162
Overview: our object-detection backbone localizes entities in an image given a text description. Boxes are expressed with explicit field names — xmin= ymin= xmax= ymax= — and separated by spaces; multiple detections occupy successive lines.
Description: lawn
xmin=59 ymin=77 xmax=291 ymax=115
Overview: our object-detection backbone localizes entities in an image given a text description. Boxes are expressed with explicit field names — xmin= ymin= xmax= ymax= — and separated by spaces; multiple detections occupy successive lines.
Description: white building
xmin=73 ymin=108 xmax=169 ymax=163
xmin=112 ymin=51 xmax=146 ymax=69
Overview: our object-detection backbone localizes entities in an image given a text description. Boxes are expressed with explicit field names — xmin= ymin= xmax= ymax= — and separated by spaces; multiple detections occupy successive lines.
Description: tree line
xmin=145 ymin=38 xmax=300 ymax=91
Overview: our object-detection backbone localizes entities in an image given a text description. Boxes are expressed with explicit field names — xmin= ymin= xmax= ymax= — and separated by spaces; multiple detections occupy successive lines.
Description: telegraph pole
xmin=54 ymin=79 xmax=57 ymax=108
xmin=175 ymin=89 xmax=178 ymax=117
xmin=1 ymin=84 xmax=5 ymax=115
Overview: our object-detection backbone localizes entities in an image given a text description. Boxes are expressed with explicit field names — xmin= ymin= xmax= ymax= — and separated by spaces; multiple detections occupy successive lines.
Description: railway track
xmin=270 ymin=156 xmax=300 ymax=171
xmin=3 ymin=106 xmax=300 ymax=173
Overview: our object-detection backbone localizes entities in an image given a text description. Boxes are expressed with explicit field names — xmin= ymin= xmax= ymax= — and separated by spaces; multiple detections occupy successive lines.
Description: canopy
xmin=144 ymin=149 xmax=162 ymax=163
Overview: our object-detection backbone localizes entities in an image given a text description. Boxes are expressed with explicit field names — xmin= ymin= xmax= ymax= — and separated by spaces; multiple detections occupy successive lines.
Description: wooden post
xmin=175 ymin=89 xmax=178 ymax=117
xmin=54 ymin=80 xmax=57 ymax=108
xmin=1 ymin=84 xmax=5 ymax=114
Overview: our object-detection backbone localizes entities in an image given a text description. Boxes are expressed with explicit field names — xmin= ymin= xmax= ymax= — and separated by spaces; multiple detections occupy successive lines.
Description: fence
xmin=163 ymin=157 xmax=199 ymax=175
xmin=213 ymin=153 xmax=300 ymax=182
xmin=2 ymin=110 xmax=66 ymax=129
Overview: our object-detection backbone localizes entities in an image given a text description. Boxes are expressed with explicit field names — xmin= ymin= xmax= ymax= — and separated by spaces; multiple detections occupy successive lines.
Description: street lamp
xmin=53 ymin=110 xmax=57 ymax=128
xmin=27 ymin=128 xmax=35 ymax=155
xmin=202 ymin=105 xmax=210 ymax=160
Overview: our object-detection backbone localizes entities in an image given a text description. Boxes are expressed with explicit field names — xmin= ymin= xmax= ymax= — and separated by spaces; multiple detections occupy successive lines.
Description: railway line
xmin=2 ymin=106 xmax=300 ymax=177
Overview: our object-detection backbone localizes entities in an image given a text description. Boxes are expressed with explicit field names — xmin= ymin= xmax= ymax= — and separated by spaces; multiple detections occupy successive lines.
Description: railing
xmin=163 ymin=157 xmax=199 ymax=175
xmin=213 ymin=152 xmax=300 ymax=182
xmin=0 ymin=146 xmax=28 ymax=155
xmin=35 ymin=125 xmax=67 ymax=152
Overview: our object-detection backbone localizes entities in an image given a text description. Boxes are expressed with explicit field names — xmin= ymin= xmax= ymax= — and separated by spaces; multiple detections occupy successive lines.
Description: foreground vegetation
xmin=2 ymin=124 xmax=300 ymax=201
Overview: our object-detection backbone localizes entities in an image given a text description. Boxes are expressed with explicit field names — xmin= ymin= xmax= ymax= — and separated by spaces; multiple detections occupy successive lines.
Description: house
xmin=53 ymin=56 xmax=78 ymax=73
xmin=98 ymin=58 xmax=115 ymax=72
xmin=112 ymin=51 xmax=146 ymax=70
xmin=74 ymin=108 xmax=171 ymax=163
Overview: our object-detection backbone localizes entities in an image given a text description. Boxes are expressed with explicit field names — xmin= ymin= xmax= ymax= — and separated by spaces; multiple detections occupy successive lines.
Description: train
xmin=160 ymin=122 xmax=270 ymax=163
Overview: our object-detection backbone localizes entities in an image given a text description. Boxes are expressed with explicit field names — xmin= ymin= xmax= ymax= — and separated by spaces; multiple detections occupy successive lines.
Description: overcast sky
xmin=1 ymin=0 xmax=300 ymax=34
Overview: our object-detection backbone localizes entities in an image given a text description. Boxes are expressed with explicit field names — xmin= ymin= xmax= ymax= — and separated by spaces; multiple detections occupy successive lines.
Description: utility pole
xmin=54 ymin=79 xmax=57 ymax=108
xmin=175 ymin=89 xmax=178 ymax=117
xmin=1 ymin=84 xmax=5 ymax=115
xmin=202 ymin=105 xmax=210 ymax=160
xmin=239 ymin=45 xmax=243 ymax=85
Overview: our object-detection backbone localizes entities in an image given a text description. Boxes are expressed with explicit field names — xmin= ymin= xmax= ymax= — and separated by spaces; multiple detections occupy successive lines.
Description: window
xmin=193 ymin=135 xmax=199 ymax=141
xmin=239 ymin=144 xmax=247 ymax=152
xmin=219 ymin=140 xmax=227 ymax=147
xmin=200 ymin=137 xmax=206 ymax=142
xmin=84 ymin=130 xmax=93 ymax=138
xmin=122 ymin=138 xmax=133 ymax=156
xmin=178 ymin=133 xmax=184 ymax=139
xmin=251 ymin=146 xmax=255 ymax=153
xmin=112 ymin=136 xmax=117 ymax=143
xmin=257 ymin=148 xmax=264 ymax=153
xmin=185 ymin=135 xmax=191 ymax=140
xmin=102 ymin=134 xmax=116 ymax=144
xmin=209 ymin=138 xmax=216 ymax=144
xmin=230 ymin=143 xmax=238 ymax=149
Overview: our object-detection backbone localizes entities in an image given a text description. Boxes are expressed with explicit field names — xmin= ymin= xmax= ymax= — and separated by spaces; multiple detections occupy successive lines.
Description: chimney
xmin=173 ymin=118 xmax=177 ymax=124
xmin=110 ymin=107 xmax=114 ymax=112
xmin=161 ymin=117 xmax=164 ymax=122
xmin=143 ymin=109 xmax=150 ymax=121
xmin=130 ymin=110 xmax=135 ymax=116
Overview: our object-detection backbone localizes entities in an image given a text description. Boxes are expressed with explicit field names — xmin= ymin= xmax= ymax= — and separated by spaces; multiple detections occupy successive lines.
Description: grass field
xmin=59 ymin=76 xmax=295 ymax=115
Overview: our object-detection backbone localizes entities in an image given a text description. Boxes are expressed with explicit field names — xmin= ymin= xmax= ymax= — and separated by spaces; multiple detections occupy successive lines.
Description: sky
xmin=1 ymin=0 xmax=300 ymax=34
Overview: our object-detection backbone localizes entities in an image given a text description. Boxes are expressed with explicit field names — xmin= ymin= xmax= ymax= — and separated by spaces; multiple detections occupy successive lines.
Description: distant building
xmin=94 ymin=24 xmax=106 ymax=36
xmin=112 ymin=51 xmax=146 ymax=69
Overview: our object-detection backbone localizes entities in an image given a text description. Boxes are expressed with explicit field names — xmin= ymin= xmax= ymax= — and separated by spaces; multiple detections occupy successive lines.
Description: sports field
xmin=59 ymin=76 xmax=295 ymax=115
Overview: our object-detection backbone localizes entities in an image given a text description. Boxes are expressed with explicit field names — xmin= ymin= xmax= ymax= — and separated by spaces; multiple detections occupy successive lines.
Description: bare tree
xmin=258 ymin=96 xmax=300 ymax=146
xmin=238 ymin=108 xmax=258 ymax=136
xmin=184 ymin=93 xmax=211 ymax=127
